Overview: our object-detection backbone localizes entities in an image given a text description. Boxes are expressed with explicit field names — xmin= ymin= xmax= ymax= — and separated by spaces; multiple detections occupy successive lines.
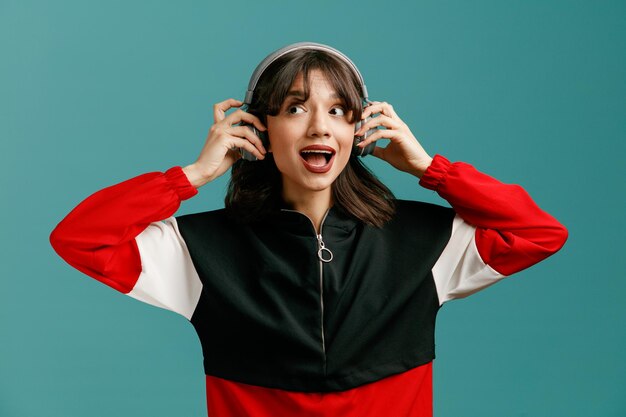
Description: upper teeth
xmin=301 ymin=150 xmax=332 ymax=154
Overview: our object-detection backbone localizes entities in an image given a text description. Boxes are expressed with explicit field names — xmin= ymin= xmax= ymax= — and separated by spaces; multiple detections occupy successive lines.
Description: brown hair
xmin=225 ymin=48 xmax=395 ymax=227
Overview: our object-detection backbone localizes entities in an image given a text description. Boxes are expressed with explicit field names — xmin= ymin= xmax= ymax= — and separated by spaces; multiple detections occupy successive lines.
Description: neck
xmin=282 ymin=188 xmax=332 ymax=234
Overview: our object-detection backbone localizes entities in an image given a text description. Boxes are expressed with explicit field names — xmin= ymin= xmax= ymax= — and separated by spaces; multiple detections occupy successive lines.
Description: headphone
xmin=238 ymin=41 xmax=377 ymax=161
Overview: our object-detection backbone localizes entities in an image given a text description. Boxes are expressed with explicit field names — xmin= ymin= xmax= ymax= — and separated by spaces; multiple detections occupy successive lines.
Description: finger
xmin=361 ymin=101 xmax=379 ymax=120
xmin=361 ymin=101 xmax=398 ymax=120
xmin=384 ymin=102 xmax=399 ymax=119
xmin=356 ymin=114 xmax=401 ymax=136
xmin=229 ymin=125 xmax=267 ymax=154
xmin=363 ymin=102 xmax=396 ymax=119
xmin=213 ymin=98 xmax=244 ymax=123
xmin=225 ymin=109 xmax=267 ymax=132
xmin=358 ymin=128 xmax=399 ymax=148
xmin=229 ymin=137 xmax=266 ymax=160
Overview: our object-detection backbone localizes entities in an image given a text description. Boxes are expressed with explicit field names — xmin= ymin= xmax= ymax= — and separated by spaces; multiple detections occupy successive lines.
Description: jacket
xmin=49 ymin=154 xmax=568 ymax=416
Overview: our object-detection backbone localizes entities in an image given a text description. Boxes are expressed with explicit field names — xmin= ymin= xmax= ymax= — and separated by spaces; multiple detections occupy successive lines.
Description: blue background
xmin=1 ymin=1 xmax=625 ymax=416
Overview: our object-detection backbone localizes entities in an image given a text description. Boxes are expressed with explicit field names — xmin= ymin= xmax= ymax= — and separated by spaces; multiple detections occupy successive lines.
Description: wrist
xmin=410 ymin=156 xmax=433 ymax=179
xmin=418 ymin=154 xmax=451 ymax=190
xmin=164 ymin=166 xmax=199 ymax=200
xmin=182 ymin=163 xmax=210 ymax=189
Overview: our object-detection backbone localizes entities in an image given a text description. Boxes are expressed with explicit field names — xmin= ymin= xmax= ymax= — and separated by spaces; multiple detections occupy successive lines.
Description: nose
xmin=306 ymin=108 xmax=331 ymax=139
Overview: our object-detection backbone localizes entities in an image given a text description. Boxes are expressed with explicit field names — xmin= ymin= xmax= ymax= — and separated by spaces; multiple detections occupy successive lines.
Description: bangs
xmin=253 ymin=50 xmax=364 ymax=124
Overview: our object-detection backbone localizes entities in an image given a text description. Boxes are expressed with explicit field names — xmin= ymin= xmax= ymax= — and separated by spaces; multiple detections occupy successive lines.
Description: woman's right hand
xmin=183 ymin=98 xmax=267 ymax=188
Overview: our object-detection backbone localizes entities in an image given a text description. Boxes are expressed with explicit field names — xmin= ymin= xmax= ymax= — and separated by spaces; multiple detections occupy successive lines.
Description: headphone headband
xmin=243 ymin=41 xmax=369 ymax=105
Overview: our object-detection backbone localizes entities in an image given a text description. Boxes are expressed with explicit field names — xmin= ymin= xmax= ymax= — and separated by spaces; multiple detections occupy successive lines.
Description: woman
xmin=50 ymin=42 xmax=568 ymax=417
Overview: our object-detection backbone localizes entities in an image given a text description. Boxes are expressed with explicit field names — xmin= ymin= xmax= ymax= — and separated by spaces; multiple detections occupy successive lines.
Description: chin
xmin=302 ymin=177 xmax=337 ymax=193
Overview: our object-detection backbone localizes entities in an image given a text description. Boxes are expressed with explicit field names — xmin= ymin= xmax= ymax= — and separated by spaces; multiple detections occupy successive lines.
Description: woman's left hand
xmin=356 ymin=101 xmax=433 ymax=178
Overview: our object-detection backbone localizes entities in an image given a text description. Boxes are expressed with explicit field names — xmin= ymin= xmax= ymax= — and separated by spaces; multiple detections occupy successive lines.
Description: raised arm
xmin=50 ymin=98 xmax=269 ymax=317
xmin=421 ymin=155 xmax=568 ymax=274
xmin=420 ymin=155 xmax=568 ymax=303
xmin=49 ymin=167 xmax=202 ymax=317
xmin=354 ymin=100 xmax=568 ymax=303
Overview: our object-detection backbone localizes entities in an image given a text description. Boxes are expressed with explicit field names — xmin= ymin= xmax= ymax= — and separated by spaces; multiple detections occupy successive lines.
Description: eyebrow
xmin=286 ymin=90 xmax=341 ymax=100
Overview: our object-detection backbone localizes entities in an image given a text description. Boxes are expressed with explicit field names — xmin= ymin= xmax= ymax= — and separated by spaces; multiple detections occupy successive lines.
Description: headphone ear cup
xmin=353 ymin=117 xmax=376 ymax=157
xmin=238 ymin=123 xmax=268 ymax=161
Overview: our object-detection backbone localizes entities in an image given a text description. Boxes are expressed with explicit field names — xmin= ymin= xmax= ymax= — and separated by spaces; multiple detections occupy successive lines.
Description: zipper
xmin=281 ymin=208 xmax=333 ymax=363
xmin=316 ymin=229 xmax=333 ymax=361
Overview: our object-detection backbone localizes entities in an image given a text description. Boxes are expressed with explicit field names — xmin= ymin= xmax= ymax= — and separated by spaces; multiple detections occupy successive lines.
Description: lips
xmin=299 ymin=145 xmax=336 ymax=173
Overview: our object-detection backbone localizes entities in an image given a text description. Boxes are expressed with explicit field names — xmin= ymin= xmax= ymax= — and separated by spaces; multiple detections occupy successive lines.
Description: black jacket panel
xmin=177 ymin=199 xmax=454 ymax=392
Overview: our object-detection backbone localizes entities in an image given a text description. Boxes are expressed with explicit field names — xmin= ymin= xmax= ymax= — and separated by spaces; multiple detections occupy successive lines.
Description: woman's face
xmin=266 ymin=69 xmax=356 ymax=203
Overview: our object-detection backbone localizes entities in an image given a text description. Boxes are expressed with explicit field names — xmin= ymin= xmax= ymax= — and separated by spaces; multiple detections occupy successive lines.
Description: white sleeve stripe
xmin=129 ymin=216 xmax=203 ymax=320
xmin=432 ymin=214 xmax=504 ymax=305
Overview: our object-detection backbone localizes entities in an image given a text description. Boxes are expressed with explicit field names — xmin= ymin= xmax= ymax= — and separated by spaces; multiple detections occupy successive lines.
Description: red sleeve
xmin=419 ymin=154 xmax=568 ymax=276
xmin=49 ymin=166 xmax=198 ymax=293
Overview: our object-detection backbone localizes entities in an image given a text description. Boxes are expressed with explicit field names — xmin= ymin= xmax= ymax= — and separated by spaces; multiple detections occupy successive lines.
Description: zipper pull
xmin=316 ymin=234 xmax=333 ymax=263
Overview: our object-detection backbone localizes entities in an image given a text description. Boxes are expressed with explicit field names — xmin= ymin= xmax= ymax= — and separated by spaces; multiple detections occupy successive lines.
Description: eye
xmin=330 ymin=107 xmax=346 ymax=116
xmin=287 ymin=105 xmax=304 ymax=114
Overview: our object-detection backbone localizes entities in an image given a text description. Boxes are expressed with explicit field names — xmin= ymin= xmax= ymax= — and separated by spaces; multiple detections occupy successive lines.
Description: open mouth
xmin=299 ymin=146 xmax=336 ymax=173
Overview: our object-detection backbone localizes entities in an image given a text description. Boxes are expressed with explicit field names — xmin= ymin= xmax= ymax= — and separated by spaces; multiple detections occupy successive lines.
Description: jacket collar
xmin=259 ymin=205 xmax=360 ymax=237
